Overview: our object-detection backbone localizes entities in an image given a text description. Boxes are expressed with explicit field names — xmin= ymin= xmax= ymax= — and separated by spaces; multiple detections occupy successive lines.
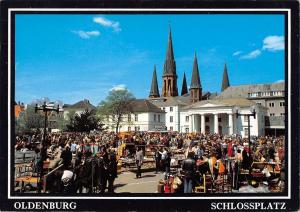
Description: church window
xmin=134 ymin=114 xmax=138 ymax=121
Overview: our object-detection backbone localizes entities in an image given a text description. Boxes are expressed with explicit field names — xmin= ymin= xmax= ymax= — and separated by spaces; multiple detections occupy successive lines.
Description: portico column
xmin=189 ymin=114 xmax=193 ymax=133
xmin=201 ymin=114 xmax=205 ymax=134
xmin=192 ymin=114 xmax=196 ymax=133
xmin=214 ymin=113 xmax=219 ymax=134
xmin=228 ymin=113 xmax=233 ymax=135
xmin=190 ymin=114 xmax=194 ymax=132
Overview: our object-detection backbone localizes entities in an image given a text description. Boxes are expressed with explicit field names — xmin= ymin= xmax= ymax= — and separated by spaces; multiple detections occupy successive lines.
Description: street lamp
xmin=34 ymin=98 xmax=62 ymax=147
xmin=33 ymin=98 xmax=63 ymax=192
xmin=233 ymin=105 xmax=257 ymax=148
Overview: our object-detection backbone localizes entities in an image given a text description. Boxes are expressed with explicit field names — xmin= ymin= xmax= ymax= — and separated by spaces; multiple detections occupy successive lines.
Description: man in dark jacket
xmin=107 ymin=152 xmax=118 ymax=193
xmin=182 ymin=152 xmax=196 ymax=193
xmin=154 ymin=148 xmax=161 ymax=174
xmin=60 ymin=146 xmax=72 ymax=169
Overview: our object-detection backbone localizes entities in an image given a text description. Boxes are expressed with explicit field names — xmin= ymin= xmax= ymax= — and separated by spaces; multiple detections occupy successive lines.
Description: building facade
xmin=179 ymin=98 xmax=267 ymax=137
xmin=102 ymin=99 xmax=166 ymax=133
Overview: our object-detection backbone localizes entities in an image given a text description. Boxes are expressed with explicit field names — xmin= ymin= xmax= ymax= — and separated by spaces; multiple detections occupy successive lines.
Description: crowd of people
xmin=15 ymin=130 xmax=285 ymax=194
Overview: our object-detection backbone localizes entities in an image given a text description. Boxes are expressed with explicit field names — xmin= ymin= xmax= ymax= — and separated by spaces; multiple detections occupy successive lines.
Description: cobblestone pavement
xmin=114 ymin=171 xmax=164 ymax=193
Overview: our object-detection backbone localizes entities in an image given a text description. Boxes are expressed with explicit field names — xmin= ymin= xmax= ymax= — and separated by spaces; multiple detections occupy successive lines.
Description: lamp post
xmin=33 ymin=97 xmax=62 ymax=193
xmin=233 ymin=105 xmax=257 ymax=148
xmin=34 ymin=98 xmax=62 ymax=147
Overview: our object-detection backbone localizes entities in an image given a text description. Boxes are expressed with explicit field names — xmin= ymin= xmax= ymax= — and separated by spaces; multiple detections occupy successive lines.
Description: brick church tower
xmin=161 ymin=26 xmax=178 ymax=97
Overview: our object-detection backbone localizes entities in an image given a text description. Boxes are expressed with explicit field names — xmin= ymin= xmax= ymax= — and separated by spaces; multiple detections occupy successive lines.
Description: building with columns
xmin=179 ymin=98 xmax=267 ymax=137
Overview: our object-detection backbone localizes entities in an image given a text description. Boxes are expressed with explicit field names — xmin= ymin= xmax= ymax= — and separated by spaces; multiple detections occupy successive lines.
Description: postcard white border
xmin=8 ymin=8 xmax=291 ymax=200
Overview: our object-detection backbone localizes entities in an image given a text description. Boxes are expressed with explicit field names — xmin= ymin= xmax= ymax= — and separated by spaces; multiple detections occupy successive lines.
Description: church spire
xmin=149 ymin=65 xmax=160 ymax=98
xmin=221 ymin=63 xmax=230 ymax=92
xmin=181 ymin=72 xmax=188 ymax=96
xmin=190 ymin=52 xmax=201 ymax=89
xmin=189 ymin=52 xmax=202 ymax=103
xmin=162 ymin=25 xmax=178 ymax=97
xmin=163 ymin=25 xmax=176 ymax=76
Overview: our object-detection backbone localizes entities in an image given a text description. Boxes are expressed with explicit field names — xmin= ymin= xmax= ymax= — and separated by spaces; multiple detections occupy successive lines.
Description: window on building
xmin=280 ymin=102 xmax=285 ymax=107
xmin=154 ymin=114 xmax=156 ymax=122
xmin=257 ymin=102 xmax=262 ymax=105
xmin=185 ymin=128 xmax=189 ymax=133
xmin=244 ymin=128 xmax=249 ymax=137
xmin=128 ymin=114 xmax=131 ymax=122
xmin=128 ymin=126 xmax=131 ymax=131
xmin=205 ymin=117 xmax=209 ymax=122
xmin=185 ymin=116 xmax=189 ymax=122
xmin=158 ymin=114 xmax=161 ymax=122
xmin=134 ymin=114 xmax=138 ymax=121
xmin=269 ymin=102 xmax=275 ymax=107
xmin=244 ymin=115 xmax=249 ymax=122
xmin=170 ymin=126 xmax=173 ymax=131
xmin=170 ymin=107 xmax=173 ymax=112
xmin=135 ymin=126 xmax=140 ymax=131
xmin=270 ymin=113 xmax=275 ymax=117
xmin=170 ymin=116 xmax=173 ymax=123
xmin=162 ymin=107 xmax=165 ymax=111
xmin=280 ymin=113 xmax=285 ymax=116
xmin=218 ymin=117 xmax=222 ymax=122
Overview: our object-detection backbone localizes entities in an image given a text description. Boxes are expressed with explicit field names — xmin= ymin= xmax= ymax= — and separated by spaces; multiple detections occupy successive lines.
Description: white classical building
xmin=179 ymin=98 xmax=267 ymax=137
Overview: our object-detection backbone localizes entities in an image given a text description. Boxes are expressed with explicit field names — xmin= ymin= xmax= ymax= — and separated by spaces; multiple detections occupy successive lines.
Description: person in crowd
xmin=60 ymin=145 xmax=72 ymax=169
xmin=135 ymin=147 xmax=143 ymax=178
xmin=154 ymin=147 xmax=161 ymax=174
xmin=182 ymin=152 xmax=196 ymax=193
xmin=106 ymin=151 xmax=118 ymax=193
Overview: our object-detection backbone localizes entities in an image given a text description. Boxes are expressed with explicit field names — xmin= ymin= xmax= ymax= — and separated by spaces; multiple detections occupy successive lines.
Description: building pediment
xmin=199 ymin=103 xmax=224 ymax=108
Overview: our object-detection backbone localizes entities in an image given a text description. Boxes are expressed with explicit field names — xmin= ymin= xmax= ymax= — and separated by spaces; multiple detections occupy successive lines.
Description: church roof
xmin=149 ymin=65 xmax=160 ymax=98
xmin=163 ymin=26 xmax=177 ymax=76
xmin=216 ymin=82 xmax=284 ymax=99
xmin=221 ymin=63 xmax=230 ymax=92
xmin=129 ymin=99 xmax=165 ymax=113
xmin=190 ymin=53 xmax=201 ymax=89
xmin=149 ymin=96 xmax=190 ymax=107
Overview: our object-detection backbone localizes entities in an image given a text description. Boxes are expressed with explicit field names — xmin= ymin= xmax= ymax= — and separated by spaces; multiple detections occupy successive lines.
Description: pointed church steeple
xmin=149 ymin=65 xmax=160 ymax=98
xmin=162 ymin=25 xmax=178 ymax=97
xmin=221 ymin=63 xmax=230 ymax=92
xmin=181 ymin=72 xmax=188 ymax=96
xmin=190 ymin=52 xmax=201 ymax=89
xmin=189 ymin=52 xmax=202 ymax=103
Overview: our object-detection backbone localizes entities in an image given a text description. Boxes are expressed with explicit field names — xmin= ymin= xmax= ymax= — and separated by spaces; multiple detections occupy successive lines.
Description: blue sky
xmin=15 ymin=14 xmax=285 ymax=106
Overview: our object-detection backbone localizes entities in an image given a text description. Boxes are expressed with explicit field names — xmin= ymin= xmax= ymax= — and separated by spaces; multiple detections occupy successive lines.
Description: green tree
xmin=98 ymin=88 xmax=135 ymax=133
xmin=15 ymin=105 xmax=44 ymax=135
xmin=66 ymin=109 xmax=103 ymax=132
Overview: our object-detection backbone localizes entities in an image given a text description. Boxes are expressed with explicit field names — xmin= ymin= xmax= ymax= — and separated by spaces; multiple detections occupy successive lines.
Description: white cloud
xmin=239 ymin=49 xmax=261 ymax=60
xmin=275 ymin=79 xmax=284 ymax=83
xmin=233 ymin=51 xmax=242 ymax=56
xmin=72 ymin=30 xmax=100 ymax=39
xmin=93 ymin=16 xmax=121 ymax=33
xmin=110 ymin=84 xmax=126 ymax=91
xmin=263 ymin=35 xmax=284 ymax=51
